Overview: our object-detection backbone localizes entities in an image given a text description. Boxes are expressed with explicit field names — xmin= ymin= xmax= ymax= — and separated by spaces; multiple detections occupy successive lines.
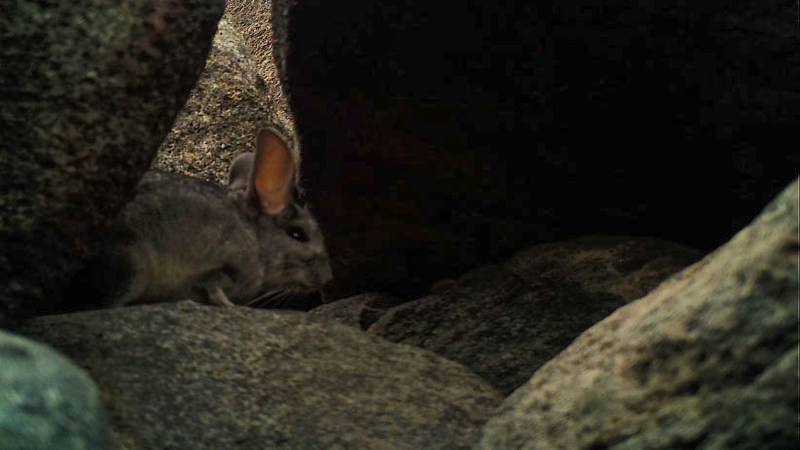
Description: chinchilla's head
xmin=227 ymin=127 xmax=332 ymax=306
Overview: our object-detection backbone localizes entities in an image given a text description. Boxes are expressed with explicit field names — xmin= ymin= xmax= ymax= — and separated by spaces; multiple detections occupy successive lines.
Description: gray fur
xmin=100 ymin=129 xmax=331 ymax=307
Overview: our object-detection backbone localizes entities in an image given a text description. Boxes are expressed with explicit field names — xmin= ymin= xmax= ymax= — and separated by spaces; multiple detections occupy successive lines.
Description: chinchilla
xmin=67 ymin=126 xmax=332 ymax=310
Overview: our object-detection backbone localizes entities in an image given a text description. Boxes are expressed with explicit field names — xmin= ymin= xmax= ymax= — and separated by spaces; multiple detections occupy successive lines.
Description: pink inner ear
xmin=252 ymin=129 xmax=294 ymax=215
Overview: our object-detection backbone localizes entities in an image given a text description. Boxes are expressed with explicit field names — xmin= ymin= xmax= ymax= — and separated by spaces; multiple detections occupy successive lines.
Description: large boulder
xmin=20 ymin=301 xmax=501 ymax=449
xmin=364 ymin=236 xmax=699 ymax=394
xmin=0 ymin=0 xmax=225 ymax=322
xmin=477 ymin=179 xmax=800 ymax=449
xmin=0 ymin=330 xmax=108 ymax=450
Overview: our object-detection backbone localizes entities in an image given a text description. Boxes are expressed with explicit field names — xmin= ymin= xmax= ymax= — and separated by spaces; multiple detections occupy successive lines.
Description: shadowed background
xmin=274 ymin=0 xmax=798 ymax=299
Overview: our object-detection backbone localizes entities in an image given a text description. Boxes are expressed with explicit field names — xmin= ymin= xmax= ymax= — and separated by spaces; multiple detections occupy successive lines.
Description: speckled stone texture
xmin=366 ymin=236 xmax=700 ymax=395
xmin=225 ymin=0 xmax=296 ymax=139
xmin=309 ymin=292 xmax=406 ymax=329
xmin=154 ymin=14 xmax=300 ymax=185
xmin=0 ymin=0 xmax=225 ymax=323
xmin=477 ymin=178 xmax=800 ymax=449
xmin=20 ymin=301 xmax=501 ymax=450
xmin=0 ymin=330 xmax=108 ymax=450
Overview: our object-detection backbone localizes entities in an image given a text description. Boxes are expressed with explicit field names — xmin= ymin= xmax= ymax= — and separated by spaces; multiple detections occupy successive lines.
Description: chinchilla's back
xmin=110 ymin=171 xmax=263 ymax=306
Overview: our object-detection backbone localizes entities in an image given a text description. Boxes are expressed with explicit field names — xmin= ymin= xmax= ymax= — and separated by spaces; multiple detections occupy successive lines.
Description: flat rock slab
xmin=368 ymin=236 xmax=700 ymax=395
xmin=0 ymin=330 xmax=108 ymax=449
xmin=477 ymin=179 xmax=800 ymax=449
xmin=20 ymin=302 xmax=501 ymax=450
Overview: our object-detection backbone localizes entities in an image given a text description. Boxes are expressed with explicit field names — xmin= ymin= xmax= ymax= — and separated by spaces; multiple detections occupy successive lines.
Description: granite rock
xmin=369 ymin=237 xmax=700 ymax=395
xmin=20 ymin=301 xmax=501 ymax=450
xmin=154 ymin=15 xmax=299 ymax=185
xmin=309 ymin=292 xmax=406 ymax=329
xmin=477 ymin=179 xmax=800 ymax=449
xmin=0 ymin=0 xmax=225 ymax=322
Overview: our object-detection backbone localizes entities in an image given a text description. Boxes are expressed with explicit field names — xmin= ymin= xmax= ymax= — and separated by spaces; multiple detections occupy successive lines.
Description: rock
xmin=369 ymin=237 xmax=700 ymax=395
xmin=19 ymin=302 xmax=501 ymax=450
xmin=219 ymin=0 xmax=297 ymax=156
xmin=506 ymin=236 xmax=702 ymax=303
xmin=0 ymin=330 xmax=108 ymax=450
xmin=309 ymin=292 xmax=406 ymax=329
xmin=0 ymin=0 xmax=226 ymax=323
xmin=477 ymin=178 xmax=800 ymax=449
xmin=154 ymin=16 xmax=299 ymax=185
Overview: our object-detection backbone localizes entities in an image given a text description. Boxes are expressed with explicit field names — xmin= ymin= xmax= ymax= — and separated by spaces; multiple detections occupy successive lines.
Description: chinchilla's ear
xmin=228 ymin=152 xmax=254 ymax=193
xmin=247 ymin=127 xmax=295 ymax=215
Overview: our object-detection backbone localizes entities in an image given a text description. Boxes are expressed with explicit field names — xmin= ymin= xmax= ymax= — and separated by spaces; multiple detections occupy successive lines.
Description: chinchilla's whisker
xmin=245 ymin=288 xmax=282 ymax=307
xmin=247 ymin=286 xmax=301 ymax=308
xmin=253 ymin=287 xmax=303 ymax=309
xmin=245 ymin=292 xmax=269 ymax=307
xmin=265 ymin=290 xmax=292 ymax=306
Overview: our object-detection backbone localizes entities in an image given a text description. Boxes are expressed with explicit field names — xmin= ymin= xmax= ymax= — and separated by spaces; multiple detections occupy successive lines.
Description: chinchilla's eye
xmin=286 ymin=226 xmax=309 ymax=243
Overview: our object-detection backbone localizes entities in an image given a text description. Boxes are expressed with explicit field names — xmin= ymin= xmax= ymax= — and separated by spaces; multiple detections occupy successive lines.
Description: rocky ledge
xmin=9 ymin=179 xmax=798 ymax=449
